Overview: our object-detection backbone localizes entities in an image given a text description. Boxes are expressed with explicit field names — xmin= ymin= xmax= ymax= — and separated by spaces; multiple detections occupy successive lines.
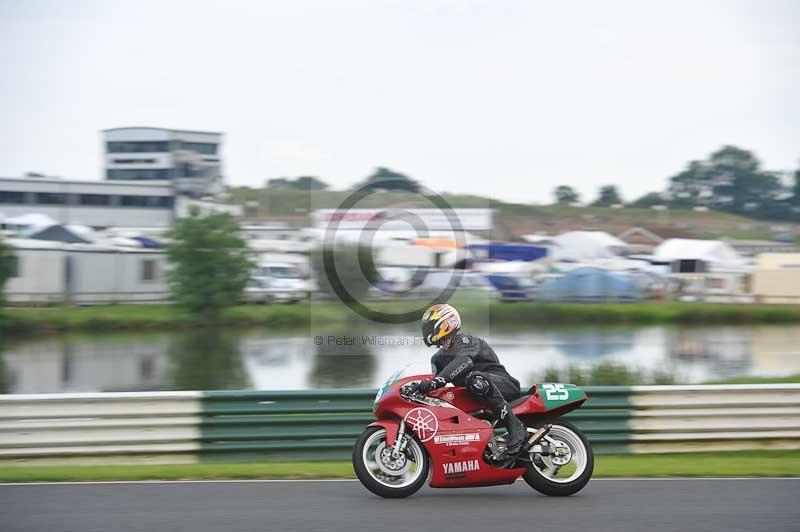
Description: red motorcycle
xmin=353 ymin=368 xmax=594 ymax=498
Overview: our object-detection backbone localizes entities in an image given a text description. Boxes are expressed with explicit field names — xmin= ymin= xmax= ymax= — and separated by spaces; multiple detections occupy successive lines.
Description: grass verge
xmin=1 ymin=451 xmax=798 ymax=482
xmin=4 ymin=301 xmax=800 ymax=337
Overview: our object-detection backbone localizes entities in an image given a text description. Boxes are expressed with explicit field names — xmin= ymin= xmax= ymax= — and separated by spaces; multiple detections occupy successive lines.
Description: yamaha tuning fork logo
xmin=403 ymin=407 xmax=439 ymax=442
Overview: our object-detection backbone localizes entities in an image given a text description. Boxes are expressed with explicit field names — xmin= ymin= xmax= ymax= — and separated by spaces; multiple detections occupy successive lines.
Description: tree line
xmin=553 ymin=145 xmax=800 ymax=221
xmin=265 ymin=167 xmax=421 ymax=194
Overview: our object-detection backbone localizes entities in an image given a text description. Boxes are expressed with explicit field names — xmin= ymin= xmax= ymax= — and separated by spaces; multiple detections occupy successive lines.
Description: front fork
xmin=391 ymin=420 xmax=407 ymax=458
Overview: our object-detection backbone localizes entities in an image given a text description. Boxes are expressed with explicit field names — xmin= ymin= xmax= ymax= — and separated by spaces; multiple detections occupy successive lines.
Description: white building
xmin=0 ymin=176 xmax=175 ymax=228
xmin=103 ymin=127 xmax=223 ymax=197
xmin=653 ymin=239 xmax=752 ymax=302
xmin=752 ymin=253 xmax=800 ymax=304
xmin=654 ymin=238 xmax=749 ymax=272
xmin=3 ymin=238 xmax=169 ymax=305
xmin=241 ymin=223 xmax=317 ymax=254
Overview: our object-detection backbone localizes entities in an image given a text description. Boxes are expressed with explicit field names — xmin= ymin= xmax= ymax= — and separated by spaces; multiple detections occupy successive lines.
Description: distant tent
xmin=28 ymin=224 xmax=92 ymax=244
xmin=3 ymin=213 xmax=58 ymax=233
xmin=552 ymin=231 xmax=628 ymax=261
xmin=132 ymin=236 xmax=163 ymax=249
xmin=537 ymin=267 xmax=642 ymax=302
xmin=65 ymin=224 xmax=97 ymax=242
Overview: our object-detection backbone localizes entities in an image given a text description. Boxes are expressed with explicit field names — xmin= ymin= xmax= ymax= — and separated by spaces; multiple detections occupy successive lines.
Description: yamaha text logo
xmin=442 ymin=459 xmax=481 ymax=479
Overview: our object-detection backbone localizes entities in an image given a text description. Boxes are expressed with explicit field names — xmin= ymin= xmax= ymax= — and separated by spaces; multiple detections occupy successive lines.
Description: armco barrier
xmin=1 ymin=384 xmax=799 ymax=463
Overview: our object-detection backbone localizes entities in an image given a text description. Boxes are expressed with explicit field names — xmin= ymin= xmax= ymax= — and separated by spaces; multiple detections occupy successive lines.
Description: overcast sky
xmin=1 ymin=0 xmax=798 ymax=204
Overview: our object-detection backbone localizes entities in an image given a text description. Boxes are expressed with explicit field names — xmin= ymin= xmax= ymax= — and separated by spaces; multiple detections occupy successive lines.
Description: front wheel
xmin=352 ymin=426 xmax=429 ymax=498
xmin=523 ymin=420 xmax=593 ymax=496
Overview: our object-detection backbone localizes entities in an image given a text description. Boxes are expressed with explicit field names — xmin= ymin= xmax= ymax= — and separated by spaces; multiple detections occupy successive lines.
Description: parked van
xmin=246 ymin=261 xmax=313 ymax=304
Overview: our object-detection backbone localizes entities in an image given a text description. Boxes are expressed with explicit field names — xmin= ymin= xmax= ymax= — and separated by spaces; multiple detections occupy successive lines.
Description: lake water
xmin=2 ymin=325 xmax=800 ymax=394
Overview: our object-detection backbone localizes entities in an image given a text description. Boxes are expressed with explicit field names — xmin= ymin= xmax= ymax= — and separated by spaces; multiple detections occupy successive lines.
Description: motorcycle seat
xmin=509 ymin=394 xmax=530 ymax=407
xmin=509 ymin=385 xmax=537 ymax=407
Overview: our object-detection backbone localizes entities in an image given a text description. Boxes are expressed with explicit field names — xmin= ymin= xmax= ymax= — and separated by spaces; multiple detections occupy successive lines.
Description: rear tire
xmin=523 ymin=420 xmax=593 ymax=496
xmin=353 ymin=426 xmax=429 ymax=498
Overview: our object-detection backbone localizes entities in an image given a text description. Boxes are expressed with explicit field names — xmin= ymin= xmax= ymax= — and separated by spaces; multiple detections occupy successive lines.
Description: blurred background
xmin=1 ymin=0 xmax=799 ymax=396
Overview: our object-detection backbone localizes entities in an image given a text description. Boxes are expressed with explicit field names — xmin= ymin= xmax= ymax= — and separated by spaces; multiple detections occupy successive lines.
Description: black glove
xmin=415 ymin=377 xmax=446 ymax=395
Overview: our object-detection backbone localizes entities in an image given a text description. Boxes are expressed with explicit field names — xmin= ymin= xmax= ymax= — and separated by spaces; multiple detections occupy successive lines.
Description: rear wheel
xmin=523 ymin=420 xmax=593 ymax=496
xmin=352 ymin=426 xmax=429 ymax=498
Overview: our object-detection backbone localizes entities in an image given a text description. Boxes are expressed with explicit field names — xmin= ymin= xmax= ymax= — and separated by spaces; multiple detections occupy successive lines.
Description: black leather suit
xmin=431 ymin=332 xmax=521 ymax=414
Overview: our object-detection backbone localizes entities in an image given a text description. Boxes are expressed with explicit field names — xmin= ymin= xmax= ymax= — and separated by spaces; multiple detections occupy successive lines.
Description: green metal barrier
xmin=4 ymin=385 xmax=797 ymax=463
xmin=198 ymin=387 xmax=635 ymax=461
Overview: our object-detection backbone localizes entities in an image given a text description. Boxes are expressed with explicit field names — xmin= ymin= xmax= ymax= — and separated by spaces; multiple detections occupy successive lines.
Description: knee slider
xmin=466 ymin=373 xmax=490 ymax=397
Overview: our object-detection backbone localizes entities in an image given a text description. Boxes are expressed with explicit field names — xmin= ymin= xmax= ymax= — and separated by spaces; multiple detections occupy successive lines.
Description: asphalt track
xmin=1 ymin=478 xmax=798 ymax=532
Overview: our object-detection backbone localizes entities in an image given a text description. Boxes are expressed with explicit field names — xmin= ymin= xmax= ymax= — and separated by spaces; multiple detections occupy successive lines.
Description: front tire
xmin=352 ymin=426 xmax=429 ymax=498
xmin=523 ymin=420 xmax=593 ymax=496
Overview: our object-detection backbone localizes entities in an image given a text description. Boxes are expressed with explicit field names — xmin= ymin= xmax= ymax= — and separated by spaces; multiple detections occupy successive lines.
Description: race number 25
xmin=543 ymin=383 xmax=569 ymax=401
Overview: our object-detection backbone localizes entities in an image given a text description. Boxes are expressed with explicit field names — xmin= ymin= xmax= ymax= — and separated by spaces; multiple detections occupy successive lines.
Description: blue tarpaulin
xmin=469 ymin=243 xmax=547 ymax=262
xmin=132 ymin=236 xmax=163 ymax=249
xmin=536 ymin=267 xmax=643 ymax=302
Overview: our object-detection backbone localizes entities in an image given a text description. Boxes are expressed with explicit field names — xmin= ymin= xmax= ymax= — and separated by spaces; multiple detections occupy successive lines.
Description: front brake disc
xmin=374 ymin=442 xmax=411 ymax=476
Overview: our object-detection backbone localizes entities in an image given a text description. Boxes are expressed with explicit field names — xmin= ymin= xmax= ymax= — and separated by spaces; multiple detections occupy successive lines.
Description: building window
xmin=8 ymin=256 xmax=20 ymax=278
xmin=141 ymin=259 xmax=157 ymax=282
xmin=179 ymin=142 xmax=217 ymax=155
xmin=120 ymin=195 xmax=174 ymax=208
xmin=35 ymin=192 xmax=67 ymax=205
xmin=0 ymin=191 xmax=26 ymax=204
xmin=740 ymin=274 xmax=752 ymax=294
xmin=106 ymin=141 xmax=170 ymax=153
xmin=107 ymin=169 xmax=172 ymax=180
xmin=176 ymin=162 xmax=212 ymax=178
xmin=79 ymin=194 xmax=111 ymax=206
xmin=121 ymin=195 xmax=147 ymax=207
xmin=112 ymin=158 xmax=157 ymax=164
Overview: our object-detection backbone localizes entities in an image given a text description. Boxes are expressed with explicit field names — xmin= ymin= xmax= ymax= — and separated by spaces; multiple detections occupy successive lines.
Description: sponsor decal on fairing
xmin=434 ymin=433 xmax=480 ymax=447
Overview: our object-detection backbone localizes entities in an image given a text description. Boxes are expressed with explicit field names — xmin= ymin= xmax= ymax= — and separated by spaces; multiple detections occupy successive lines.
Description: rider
xmin=410 ymin=303 xmax=528 ymax=454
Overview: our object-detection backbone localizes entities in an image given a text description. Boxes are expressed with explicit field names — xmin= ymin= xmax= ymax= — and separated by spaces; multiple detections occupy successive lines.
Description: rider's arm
xmin=430 ymin=351 xmax=444 ymax=374
xmin=435 ymin=337 xmax=481 ymax=384
xmin=436 ymin=354 xmax=475 ymax=384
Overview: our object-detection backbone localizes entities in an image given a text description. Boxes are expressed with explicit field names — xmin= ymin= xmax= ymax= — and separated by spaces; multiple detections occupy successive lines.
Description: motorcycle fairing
xmin=374 ymin=374 xmax=527 ymax=488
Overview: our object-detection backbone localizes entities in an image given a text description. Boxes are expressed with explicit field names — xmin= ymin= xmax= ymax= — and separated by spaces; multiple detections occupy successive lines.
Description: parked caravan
xmin=4 ymin=239 xmax=168 ymax=304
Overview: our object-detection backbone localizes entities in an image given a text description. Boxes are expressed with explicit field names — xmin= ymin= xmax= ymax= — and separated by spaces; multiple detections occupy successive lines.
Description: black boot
xmin=494 ymin=401 xmax=527 ymax=454
xmin=465 ymin=372 xmax=528 ymax=455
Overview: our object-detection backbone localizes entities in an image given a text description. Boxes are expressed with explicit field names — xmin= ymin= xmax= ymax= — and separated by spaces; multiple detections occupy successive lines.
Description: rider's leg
xmin=465 ymin=371 xmax=527 ymax=453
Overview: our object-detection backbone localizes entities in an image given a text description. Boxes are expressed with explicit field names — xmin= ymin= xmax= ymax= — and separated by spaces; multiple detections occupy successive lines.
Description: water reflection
xmin=0 ymin=336 xmax=9 ymax=394
xmin=168 ymin=330 xmax=249 ymax=391
xmin=547 ymin=328 xmax=638 ymax=359
xmin=310 ymin=340 xmax=375 ymax=389
xmin=0 ymin=325 xmax=798 ymax=393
